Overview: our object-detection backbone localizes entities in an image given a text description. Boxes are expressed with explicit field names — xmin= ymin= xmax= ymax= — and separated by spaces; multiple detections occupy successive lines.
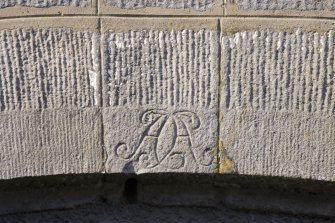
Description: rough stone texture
xmin=0 ymin=109 xmax=102 ymax=180
xmin=221 ymin=20 xmax=335 ymax=181
xmin=2 ymin=0 xmax=335 ymax=220
xmin=102 ymin=19 xmax=219 ymax=174
xmin=225 ymin=0 xmax=335 ymax=17
xmin=0 ymin=0 xmax=96 ymax=17
xmin=99 ymin=0 xmax=223 ymax=16
xmin=0 ymin=0 xmax=91 ymax=8
xmin=105 ymin=0 xmax=214 ymax=10
xmin=0 ymin=28 xmax=100 ymax=111
xmin=222 ymin=111 xmax=335 ymax=180
xmin=228 ymin=0 xmax=335 ymax=10
xmin=222 ymin=29 xmax=335 ymax=114
xmin=0 ymin=18 xmax=102 ymax=180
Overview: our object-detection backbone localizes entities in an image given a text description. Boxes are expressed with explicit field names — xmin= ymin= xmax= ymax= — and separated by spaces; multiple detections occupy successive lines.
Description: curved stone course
xmin=0 ymin=0 xmax=92 ymax=8
xmin=99 ymin=0 xmax=223 ymax=15
xmin=228 ymin=0 xmax=335 ymax=11
xmin=225 ymin=0 xmax=335 ymax=17
xmin=0 ymin=0 xmax=334 ymax=183
xmin=220 ymin=19 xmax=335 ymax=181
xmin=102 ymin=18 xmax=219 ymax=174
xmin=105 ymin=0 xmax=214 ymax=10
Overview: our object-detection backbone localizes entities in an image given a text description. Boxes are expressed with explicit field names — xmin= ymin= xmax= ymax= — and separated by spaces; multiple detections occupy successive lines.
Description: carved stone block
xmin=0 ymin=0 xmax=91 ymax=8
xmin=220 ymin=19 xmax=335 ymax=180
xmin=225 ymin=0 xmax=335 ymax=18
xmin=99 ymin=0 xmax=223 ymax=16
xmin=0 ymin=18 xmax=100 ymax=111
xmin=102 ymin=18 xmax=219 ymax=173
xmin=0 ymin=0 xmax=96 ymax=17
xmin=0 ymin=18 xmax=102 ymax=179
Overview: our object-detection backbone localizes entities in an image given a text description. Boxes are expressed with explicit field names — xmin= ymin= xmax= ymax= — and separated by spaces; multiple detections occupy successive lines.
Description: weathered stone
xmin=0 ymin=18 xmax=100 ymax=111
xmin=0 ymin=18 xmax=102 ymax=180
xmin=105 ymin=0 xmax=214 ymax=10
xmin=102 ymin=18 xmax=219 ymax=174
xmin=225 ymin=0 xmax=335 ymax=17
xmin=220 ymin=19 xmax=335 ymax=181
xmin=0 ymin=0 xmax=91 ymax=8
xmin=222 ymin=111 xmax=335 ymax=180
xmin=99 ymin=0 xmax=223 ymax=16
xmin=228 ymin=0 xmax=335 ymax=10
xmin=0 ymin=0 xmax=96 ymax=17
xmin=0 ymin=109 xmax=102 ymax=180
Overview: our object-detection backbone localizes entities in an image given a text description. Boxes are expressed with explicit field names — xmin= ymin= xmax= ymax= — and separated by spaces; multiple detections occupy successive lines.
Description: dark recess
xmin=123 ymin=178 xmax=138 ymax=203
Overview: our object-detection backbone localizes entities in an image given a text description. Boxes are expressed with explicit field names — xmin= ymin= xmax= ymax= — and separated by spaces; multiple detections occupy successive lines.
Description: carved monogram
xmin=112 ymin=109 xmax=214 ymax=170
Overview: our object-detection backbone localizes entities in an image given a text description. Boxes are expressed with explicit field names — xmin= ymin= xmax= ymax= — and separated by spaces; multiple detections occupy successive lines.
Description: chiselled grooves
xmin=105 ymin=0 xmax=214 ymax=10
xmin=104 ymin=29 xmax=218 ymax=109
xmin=229 ymin=0 xmax=335 ymax=11
xmin=222 ymin=29 xmax=335 ymax=114
xmin=0 ymin=28 xmax=99 ymax=111
xmin=0 ymin=0 xmax=91 ymax=8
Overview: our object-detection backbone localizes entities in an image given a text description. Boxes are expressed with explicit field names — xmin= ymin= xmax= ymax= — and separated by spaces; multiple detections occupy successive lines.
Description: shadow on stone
xmin=0 ymin=173 xmax=335 ymax=222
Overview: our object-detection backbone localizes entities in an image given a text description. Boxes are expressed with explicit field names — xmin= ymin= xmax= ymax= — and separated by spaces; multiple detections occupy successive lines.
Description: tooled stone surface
xmin=221 ymin=29 xmax=335 ymax=180
xmin=0 ymin=27 xmax=101 ymax=180
xmin=105 ymin=0 xmax=214 ymax=10
xmin=0 ymin=109 xmax=102 ymax=180
xmin=228 ymin=0 xmax=335 ymax=11
xmin=103 ymin=29 xmax=219 ymax=173
xmin=0 ymin=0 xmax=92 ymax=8
xmin=0 ymin=28 xmax=99 ymax=111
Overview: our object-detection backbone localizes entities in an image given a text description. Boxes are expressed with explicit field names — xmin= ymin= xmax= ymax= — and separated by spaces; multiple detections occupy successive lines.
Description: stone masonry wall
xmin=0 ymin=1 xmax=334 ymax=183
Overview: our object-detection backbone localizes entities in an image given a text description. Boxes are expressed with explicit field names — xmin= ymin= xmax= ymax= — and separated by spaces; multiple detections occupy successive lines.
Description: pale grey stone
xmin=0 ymin=109 xmax=102 ymax=180
xmin=0 ymin=28 xmax=100 ymax=111
xmin=103 ymin=29 xmax=219 ymax=173
xmin=228 ymin=0 xmax=335 ymax=11
xmin=222 ymin=110 xmax=335 ymax=181
xmin=104 ymin=107 xmax=218 ymax=173
xmin=105 ymin=0 xmax=214 ymax=10
xmin=0 ymin=25 xmax=101 ymax=180
xmin=0 ymin=0 xmax=92 ymax=8
xmin=221 ymin=29 xmax=335 ymax=180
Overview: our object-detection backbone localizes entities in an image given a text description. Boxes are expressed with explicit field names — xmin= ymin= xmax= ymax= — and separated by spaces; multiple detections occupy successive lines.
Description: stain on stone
xmin=220 ymin=28 xmax=335 ymax=180
xmin=218 ymin=140 xmax=236 ymax=174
